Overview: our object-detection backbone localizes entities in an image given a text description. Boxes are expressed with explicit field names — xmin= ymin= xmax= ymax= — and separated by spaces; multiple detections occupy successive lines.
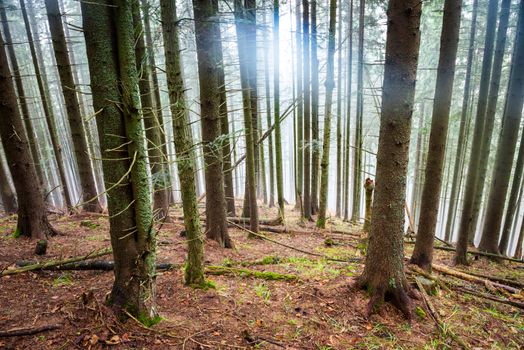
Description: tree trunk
xmin=302 ymin=0 xmax=311 ymax=220
xmin=160 ymin=0 xmax=205 ymax=285
xmin=351 ymin=0 xmax=364 ymax=224
xmin=343 ymin=0 xmax=354 ymax=221
xmin=478 ymin=0 xmax=524 ymax=254
xmin=0 ymin=150 xmax=17 ymax=214
xmin=335 ymin=0 xmax=343 ymax=217
xmin=273 ymin=0 xmax=285 ymax=222
xmin=410 ymin=0 xmax=462 ymax=271
xmin=470 ymin=0 xmax=511 ymax=244
xmin=310 ymin=0 xmax=319 ymax=215
xmin=455 ymin=0 xmax=499 ymax=265
xmin=444 ymin=0 xmax=478 ymax=243
xmin=263 ymin=6 xmax=275 ymax=209
xmin=45 ymin=0 xmax=102 ymax=213
xmin=363 ymin=178 xmax=374 ymax=232
xmin=132 ymin=0 xmax=170 ymax=221
xmin=20 ymin=0 xmax=73 ymax=210
xmin=0 ymin=29 xmax=56 ymax=240
xmin=0 ymin=4 xmax=45 ymax=189
xmin=295 ymin=0 xmax=303 ymax=212
xmin=82 ymin=0 xmax=157 ymax=321
xmin=317 ymin=0 xmax=337 ymax=229
xmin=356 ymin=0 xmax=421 ymax=318
xmin=235 ymin=0 xmax=259 ymax=234
xmin=193 ymin=0 xmax=232 ymax=247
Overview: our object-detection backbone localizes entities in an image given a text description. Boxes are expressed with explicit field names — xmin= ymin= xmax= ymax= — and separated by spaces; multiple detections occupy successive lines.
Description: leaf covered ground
xmin=0 ymin=203 xmax=523 ymax=349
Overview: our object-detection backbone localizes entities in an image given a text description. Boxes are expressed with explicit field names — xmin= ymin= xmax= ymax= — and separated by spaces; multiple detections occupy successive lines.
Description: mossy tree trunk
xmin=45 ymin=0 xmax=102 ymax=213
xmin=193 ymin=0 xmax=232 ymax=248
xmin=160 ymin=0 xmax=205 ymax=285
xmin=410 ymin=0 xmax=462 ymax=271
xmin=0 ymin=29 xmax=57 ymax=241
xmin=455 ymin=0 xmax=499 ymax=265
xmin=317 ymin=0 xmax=336 ymax=229
xmin=82 ymin=0 xmax=157 ymax=320
xmin=235 ymin=0 xmax=259 ymax=234
xmin=356 ymin=0 xmax=421 ymax=318
xmin=478 ymin=0 xmax=524 ymax=255
xmin=132 ymin=0 xmax=170 ymax=221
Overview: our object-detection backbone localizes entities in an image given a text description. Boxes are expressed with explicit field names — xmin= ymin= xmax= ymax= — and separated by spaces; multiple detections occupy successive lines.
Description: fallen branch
xmin=414 ymin=278 xmax=471 ymax=350
xmin=404 ymin=241 xmax=523 ymax=264
xmin=228 ymin=220 xmax=361 ymax=263
xmin=432 ymin=264 xmax=520 ymax=294
xmin=455 ymin=269 xmax=524 ymax=289
xmin=206 ymin=266 xmax=298 ymax=281
xmin=0 ymin=324 xmax=62 ymax=337
xmin=452 ymin=284 xmax=524 ymax=310
xmin=2 ymin=248 xmax=112 ymax=277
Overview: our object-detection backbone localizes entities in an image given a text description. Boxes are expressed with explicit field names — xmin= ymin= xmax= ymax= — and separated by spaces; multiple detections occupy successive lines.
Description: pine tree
xmin=302 ymin=0 xmax=312 ymax=220
xmin=356 ymin=0 xmax=421 ymax=317
xmin=310 ymin=0 xmax=319 ymax=214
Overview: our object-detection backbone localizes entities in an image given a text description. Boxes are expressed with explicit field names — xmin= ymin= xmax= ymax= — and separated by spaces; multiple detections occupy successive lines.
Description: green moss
xmin=206 ymin=265 xmax=298 ymax=281
xmin=416 ymin=306 xmax=427 ymax=319
xmin=11 ymin=227 xmax=20 ymax=238
xmin=53 ymin=273 xmax=73 ymax=287
xmin=80 ymin=220 xmax=100 ymax=229
xmin=137 ymin=313 xmax=163 ymax=327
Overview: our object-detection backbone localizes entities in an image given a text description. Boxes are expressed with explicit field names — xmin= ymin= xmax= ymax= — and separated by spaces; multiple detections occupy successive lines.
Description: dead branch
xmin=0 ymin=324 xmax=62 ymax=337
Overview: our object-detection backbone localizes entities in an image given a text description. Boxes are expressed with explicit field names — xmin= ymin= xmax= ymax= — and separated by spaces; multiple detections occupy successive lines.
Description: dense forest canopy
xmin=0 ymin=0 xmax=523 ymax=348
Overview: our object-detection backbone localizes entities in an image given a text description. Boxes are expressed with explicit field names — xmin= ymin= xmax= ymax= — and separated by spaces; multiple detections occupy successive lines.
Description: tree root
xmin=355 ymin=276 xmax=413 ymax=319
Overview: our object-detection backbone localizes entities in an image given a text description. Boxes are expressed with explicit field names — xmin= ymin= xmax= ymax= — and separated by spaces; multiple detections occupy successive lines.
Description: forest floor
xmin=0 ymin=203 xmax=523 ymax=350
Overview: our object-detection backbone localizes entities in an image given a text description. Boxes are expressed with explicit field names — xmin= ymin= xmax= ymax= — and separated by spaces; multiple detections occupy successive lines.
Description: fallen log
xmin=432 ymin=263 xmax=521 ymax=294
xmin=455 ymin=269 xmax=524 ymax=289
xmin=0 ymin=324 xmax=61 ymax=337
xmin=403 ymin=241 xmax=524 ymax=264
xmin=452 ymin=284 xmax=524 ymax=310
xmin=1 ymin=248 xmax=112 ymax=277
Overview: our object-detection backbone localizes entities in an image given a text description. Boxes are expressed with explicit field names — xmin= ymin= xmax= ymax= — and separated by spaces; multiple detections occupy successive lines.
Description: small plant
xmin=53 ymin=273 xmax=73 ymax=287
xmin=415 ymin=306 xmax=427 ymax=319
xmin=137 ymin=313 xmax=163 ymax=327
xmin=254 ymin=283 xmax=271 ymax=303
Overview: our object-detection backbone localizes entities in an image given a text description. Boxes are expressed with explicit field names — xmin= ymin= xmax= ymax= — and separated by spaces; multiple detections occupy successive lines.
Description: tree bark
xmin=235 ymin=0 xmax=259 ymax=234
xmin=0 ymin=150 xmax=17 ymax=214
xmin=478 ymin=0 xmax=524 ymax=255
xmin=343 ymin=0 xmax=354 ymax=221
xmin=302 ymin=0 xmax=311 ymax=220
xmin=351 ymin=0 xmax=364 ymax=223
xmin=82 ymin=0 xmax=157 ymax=320
xmin=160 ymin=0 xmax=205 ymax=285
xmin=356 ymin=0 xmax=421 ymax=318
xmin=455 ymin=0 xmax=499 ymax=265
xmin=132 ymin=0 xmax=170 ymax=221
xmin=444 ymin=0 xmax=478 ymax=243
xmin=317 ymin=0 xmax=337 ymax=229
xmin=310 ymin=0 xmax=319 ymax=215
xmin=0 ymin=28 xmax=56 ymax=240
xmin=295 ymin=0 xmax=303 ymax=212
xmin=410 ymin=0 xmax=462 ymax=271
xmin=335 ymin=0 xmax=343 ymax=217
xmin=193 ymin=0 xmax=232 ymax=248
xmin=45 ymin=0 xmax=102 ymax=213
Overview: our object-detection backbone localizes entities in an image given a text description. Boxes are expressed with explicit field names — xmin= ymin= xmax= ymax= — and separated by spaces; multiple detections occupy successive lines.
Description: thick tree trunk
xmin=343 ymin=0 xmax=354 ymax=222
xmin=82 ymin=0 xmax=157 ymax=320
xmin=317 ymin=0 xmax=337 ymax=229
xmin=132 ymin=1 xmax=170 ymax=221
xmin=410 ymin=0 xmax=462 ymax=271
xmin=444 ymin=0 xmax=478 ymax=243
xmin=273 ymin=0 xmax=285 ymax=222
xmin=351 ymin=0 xmax=365 ymax=224
xmin=470 ymin=0 xmax=511 ymax=244
xmin=455 ymin=0 xmax=499 ymax=265
xmin=193 ymin=0 xmax=232 ymax=248
xmin=478 ymin=0 xmax=524 ymax=254
xmin=20 ymin=0 xmax=72 ymax=209
xmin=310 ymin=0 xmax=319 ymax=215
xmin=0 ymin=30 xmax=56 ymax=241
xmin=160 ymin=0 xmax=205 ymax=285
xmin=46 ymin=0 xmax=102 ymax=213
xmin=356 ymin=0 xmax=421 ymax=318
xmin=235 ymin=0 xmax=259 ymax=234
xmin=302 ymin=0 xmax=311 ymax=220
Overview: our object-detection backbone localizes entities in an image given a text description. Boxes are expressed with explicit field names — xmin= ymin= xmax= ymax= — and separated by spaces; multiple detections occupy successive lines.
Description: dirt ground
xmin=0 ymin=203 xmax=523 ymax=349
